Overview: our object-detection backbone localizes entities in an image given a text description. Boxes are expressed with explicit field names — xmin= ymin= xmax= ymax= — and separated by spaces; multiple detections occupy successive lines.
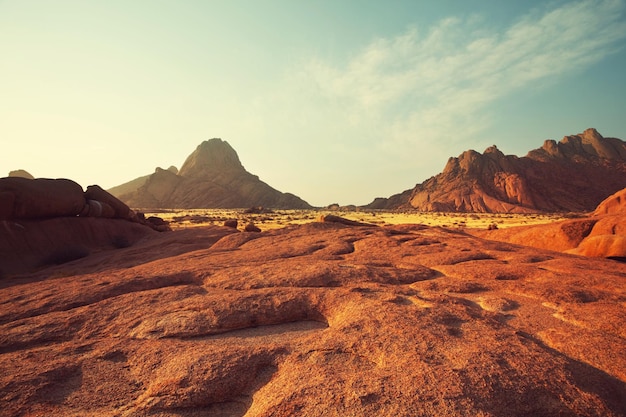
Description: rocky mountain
xmin=112 ymin=139 xmax=311 ymax=209
xmin=107 ymin=166 xmax=177 ymax=198
xmin=367 ymin=128 xmax=626 ymax=213
xmin=8 ymin=169 xmax=34 ymax=179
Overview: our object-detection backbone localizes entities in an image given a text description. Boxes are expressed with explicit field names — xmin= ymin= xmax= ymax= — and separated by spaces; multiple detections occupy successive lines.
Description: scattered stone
xmin=318 ymin=214 xmax=373 ymax=226
xmin=223 ymin=219 xmax=238 ymax=229
xmin=244 ymin=222 xmax=261 ymax=232
xmin=244 ymin=206 xmax=273 ymax=214
xmin=145 ymin=216 xmax=171 ymax=232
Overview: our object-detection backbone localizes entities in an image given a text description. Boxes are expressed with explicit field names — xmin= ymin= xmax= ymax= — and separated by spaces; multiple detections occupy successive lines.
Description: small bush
xmin=487 ymin=223 xmax=499 ymax=230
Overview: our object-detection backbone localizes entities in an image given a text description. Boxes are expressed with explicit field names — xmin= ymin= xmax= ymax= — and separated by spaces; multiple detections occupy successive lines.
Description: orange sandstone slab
xmin=0 ymin=221 xmax=624 ymax=416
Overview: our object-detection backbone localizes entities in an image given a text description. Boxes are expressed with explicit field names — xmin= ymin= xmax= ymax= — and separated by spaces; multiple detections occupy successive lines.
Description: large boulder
xmin=0 ymin=177 xmax=85 ymax=220
xmin=0 ymin=217 xmax=156 ymax=276
xmin=84 ymin=185 xmax=137 ymax=221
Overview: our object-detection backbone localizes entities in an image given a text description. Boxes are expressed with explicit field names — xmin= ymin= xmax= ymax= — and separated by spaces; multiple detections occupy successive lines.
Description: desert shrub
xmin=562 ymin=212 xmax=586 ymax=219
xmin=43 ymin=246 xmax=90 ymax=266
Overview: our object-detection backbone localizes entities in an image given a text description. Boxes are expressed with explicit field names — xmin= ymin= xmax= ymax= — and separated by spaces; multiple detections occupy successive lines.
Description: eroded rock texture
xmin=1 ymin=221 xmax=625 ymax=416
xmin=369 ymin=128 xmax=626 ymax=213
xmin=473 ymin=187 xmax=626 ymax=260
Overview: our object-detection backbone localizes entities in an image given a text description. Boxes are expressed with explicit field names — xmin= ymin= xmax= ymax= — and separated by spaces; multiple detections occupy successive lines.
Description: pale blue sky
xmin=1 ymin=0 xmax=625 ymax=206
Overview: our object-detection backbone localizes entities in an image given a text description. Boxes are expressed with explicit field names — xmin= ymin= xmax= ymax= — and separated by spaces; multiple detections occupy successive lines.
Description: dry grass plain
xmin=143 ymin=208 xmax=574 ymax=231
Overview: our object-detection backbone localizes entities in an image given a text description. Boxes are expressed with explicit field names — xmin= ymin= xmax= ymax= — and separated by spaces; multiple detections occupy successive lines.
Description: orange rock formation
xmin=369 ymin=128 xmax=626 ymax=213
xmin=1 ymin=218 xmax=624 ymax=416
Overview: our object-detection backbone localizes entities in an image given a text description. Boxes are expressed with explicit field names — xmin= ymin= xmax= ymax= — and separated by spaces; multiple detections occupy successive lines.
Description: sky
xmin=1 ymin=0 xmax=625 ymax=206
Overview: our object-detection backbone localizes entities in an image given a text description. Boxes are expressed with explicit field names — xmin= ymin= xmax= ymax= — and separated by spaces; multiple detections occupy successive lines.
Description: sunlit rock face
xmin=111 ymin=138 xmax=312 ymax=209
xmin=473 ymin=186 xmax=626 ymax=260
xmin=1 ymin=217 xmax=625 ymax=416
xmin=368 ymin=128 xmax=626 ymax=213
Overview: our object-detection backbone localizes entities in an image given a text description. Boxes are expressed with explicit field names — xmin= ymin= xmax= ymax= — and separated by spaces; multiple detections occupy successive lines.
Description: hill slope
xmin=111 ymin=139 xmax=311 ymax=209
xmin=367 ymin=128 xmax=626 ymax=213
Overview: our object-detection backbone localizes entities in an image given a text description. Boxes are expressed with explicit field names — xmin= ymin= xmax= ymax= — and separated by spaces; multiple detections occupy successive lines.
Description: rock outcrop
xmin=473 ymin=187 xmax=626 ymax=260
xmin=368 ymin=128 xmax=626 ymax=213
xmin=8 ymin=169 xmax=34 ymax=179
xmin=593 ymin=187 xmax=626 ymax=216
xmin=0 ymin=177 xmax=86 ymax=220
xmin=0 ymin=220 xmax=624 ymax=416
xmin=111 ymin=139 xmax=311 ymax=209
xmin=0 ymin=177 xmax=168 ymax=275
xmin=0 ymin=217 xmax=157 ymax=276
xmin=108 ymin=166 xmax=179 ymax=198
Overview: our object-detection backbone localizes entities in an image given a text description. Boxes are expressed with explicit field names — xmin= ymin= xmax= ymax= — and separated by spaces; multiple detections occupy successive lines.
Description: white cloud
xmin=290 ymin=0 xmax=625 ymax=148
xmin=238 ymin=0 xmax=626 ymax=205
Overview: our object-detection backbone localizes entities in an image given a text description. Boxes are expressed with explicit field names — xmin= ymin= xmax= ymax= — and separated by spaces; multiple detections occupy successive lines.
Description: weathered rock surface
xmin=111 ymin=139 xmax=311 ymax=209
xmin=0 ymin=178 xmax=170 ymax=275
xmin=594 ymin=187 xmax=626 ymax=216
xmin=472 ymin=187 xmax=626 ymax=260
xmin=0 ymin=177 xmax=86 ymax=220
xmin=0 ymin=217 xmax=157 ymax=277
xmin=1 ymin=219 xmax=624 ymax=416
xmin=368 ymin=128 xmax=626 ymax=213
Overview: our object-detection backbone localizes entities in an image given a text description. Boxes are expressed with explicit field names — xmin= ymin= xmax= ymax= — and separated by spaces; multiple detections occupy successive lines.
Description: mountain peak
xmin=111 ymin=138 xmax=311 ymax=209
xmin=367 ymin=128 xmax=626 ymax=213
xmin=8 ymin=169 xmax=34 ymax=179
xmin=178 ymin=139 xmax=245 ymax=178
xmin=581 ymin=127 xmax=601 ymax=141
xmin=483 ymin=145 xmax=505 ymax=160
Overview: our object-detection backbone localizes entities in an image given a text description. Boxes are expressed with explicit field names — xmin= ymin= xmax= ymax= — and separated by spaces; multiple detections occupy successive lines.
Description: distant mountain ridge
xmin=8 ymin=169 xmax=34 ymax=179
xmin=367 ymin=128 xmax=626 ymax=213
xmin=107 ymin=166 xmax=177 ymax=198
xmin=111 ymin=139 xmax=311 ymax=209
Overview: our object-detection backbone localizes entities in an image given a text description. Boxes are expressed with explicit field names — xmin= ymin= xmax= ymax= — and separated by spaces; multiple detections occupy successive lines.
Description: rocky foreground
xmin=1 ymin=216 xmax=625 ymax=416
